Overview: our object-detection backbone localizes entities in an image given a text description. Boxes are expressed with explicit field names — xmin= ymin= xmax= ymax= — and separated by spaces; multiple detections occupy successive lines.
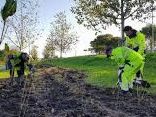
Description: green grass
xmin=0 ymin=64 xmax=9 ymax=79
xmin=39 ymin=55 xmax=156 ymax=94
xmin=0 ymin=68 xmax=28 ymax=79
xmin=0 ymin=70 xmax=10 ymax=79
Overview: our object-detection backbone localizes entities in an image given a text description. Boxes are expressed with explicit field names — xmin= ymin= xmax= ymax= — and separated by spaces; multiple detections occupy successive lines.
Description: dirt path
xmin=0 ymin=67 xmax=156 ymax=117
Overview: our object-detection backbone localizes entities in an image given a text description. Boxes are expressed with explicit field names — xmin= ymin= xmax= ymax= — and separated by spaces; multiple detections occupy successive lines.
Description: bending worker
xmin=123 ymin=26 xmax=146 ymax=80
xmin=111 ymin=46 xmax=144 ymax=92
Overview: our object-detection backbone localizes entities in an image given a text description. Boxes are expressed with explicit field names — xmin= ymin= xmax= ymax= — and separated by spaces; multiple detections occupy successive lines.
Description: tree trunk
xmin=152 ymin=3 xmax=155 ymax=52
xmin=0 ymin=21 xmax=6 ymax=46
xmin=60 ymin=39 xmax=63 ymax=58
xmin=150 ymin=38 xmax=152 ymax=51
xmin=154 ymin=39 xmax=156 ymax=50
xmin=152 ymin=24 xmax=154 ymax=52
xmin=60 ymin=51 xmax=62 ymax=58
xmin=120 ymin=0 xmax=125 ymax=46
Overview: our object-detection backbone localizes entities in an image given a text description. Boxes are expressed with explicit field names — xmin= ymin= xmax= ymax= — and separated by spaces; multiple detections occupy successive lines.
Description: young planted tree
xmin=6 ymin=0 xmax=39 ymax=51
xmin=47 ymin=12 xmax=78 ymax=58
xmin=30 ymin=45 xmax=38 ymax=61
xmin=71 ymin=0 xmax=156 ymax=43
xmin=0 ymin=0 xmax=17 ymax=45
xmin=43 ymin=40 xmax=55 ymax=59
xmin=90 ymin=34 xmax=119 ymax=54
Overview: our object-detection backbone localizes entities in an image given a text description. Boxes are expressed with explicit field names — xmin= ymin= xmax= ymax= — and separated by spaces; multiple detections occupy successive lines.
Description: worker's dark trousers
xmin=16 ymin=68 xmax=24 ymax=85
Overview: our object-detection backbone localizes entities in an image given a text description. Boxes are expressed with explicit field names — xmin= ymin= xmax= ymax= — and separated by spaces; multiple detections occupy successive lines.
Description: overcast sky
xmin=0 ymin=0 xmax=155 ymax=57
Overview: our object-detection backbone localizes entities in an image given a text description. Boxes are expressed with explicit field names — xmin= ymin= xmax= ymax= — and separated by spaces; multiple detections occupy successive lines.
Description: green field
xmin=0 ymin=70 xmax=10 ymax=78
xmin=39 ymin=54 xmax=156 ymax=94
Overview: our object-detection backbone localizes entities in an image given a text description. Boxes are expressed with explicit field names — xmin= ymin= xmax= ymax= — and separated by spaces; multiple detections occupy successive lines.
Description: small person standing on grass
xmin=6 ymin=52 xmax=33 ymax=85
xmin=4 ymin=43 xmax=33 ymax=81
xmin=111 ymin=46 xmax=144 ymax=93
xmin=7 ymin=52 xmax=29 ymax=77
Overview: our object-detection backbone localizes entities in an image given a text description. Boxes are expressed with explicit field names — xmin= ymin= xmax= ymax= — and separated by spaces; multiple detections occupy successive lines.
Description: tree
xmin=0 ymin=0 xmax=17 ymax=46
xmin=47 ymin=12 xmax=78 ymax=58
xmin=141 ymin=24 xmax=156 ymax=51
xmin=30 ymin=45 xmax=38 ymax=61
xmin=71 ymin=0 xmax=156 ymax=42
xmin=43 ymin=41 xmax=55 ymax=59
xmin=6 ymin=0 xmax=39 ymax=51
xmin=90 ymin=34 xmax=119 ymax=54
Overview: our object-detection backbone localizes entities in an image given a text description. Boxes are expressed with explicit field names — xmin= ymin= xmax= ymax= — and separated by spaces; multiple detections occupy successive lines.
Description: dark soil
xmin=0 ymin=67 xmax=156 ymax=117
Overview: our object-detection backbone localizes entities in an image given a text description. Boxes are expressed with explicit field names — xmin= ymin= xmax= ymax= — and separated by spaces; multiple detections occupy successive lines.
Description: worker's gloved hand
xmin=133 ymin=79 xmax=151 ymax=88
xmin=141 ymin=80 xmax=151 ymax=88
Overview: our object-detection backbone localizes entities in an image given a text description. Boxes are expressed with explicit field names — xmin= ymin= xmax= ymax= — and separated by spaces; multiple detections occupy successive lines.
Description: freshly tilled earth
xmin=0 ymin=67 xmax=156 ymax=117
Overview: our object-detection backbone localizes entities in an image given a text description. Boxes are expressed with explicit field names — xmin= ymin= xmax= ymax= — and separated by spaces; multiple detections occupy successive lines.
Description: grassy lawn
xmin=0 ymin=67 xmax=26 ymax=79
xmin=0 ymin=70 xmax=10 ymax=79
xmin=39 ymin=54 xmax=156 ymax=94
xmin=0 ymin=64 xmax=9 ymax=79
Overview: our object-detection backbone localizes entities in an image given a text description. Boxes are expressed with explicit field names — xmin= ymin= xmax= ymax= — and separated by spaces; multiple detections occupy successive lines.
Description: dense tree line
xmin=90 ymin=34 xmax=119 ymax=54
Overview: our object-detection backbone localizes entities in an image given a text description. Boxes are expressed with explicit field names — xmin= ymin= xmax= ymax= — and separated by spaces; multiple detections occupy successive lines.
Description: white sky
xmin=0 ymin=0 xmax=155 ymax=58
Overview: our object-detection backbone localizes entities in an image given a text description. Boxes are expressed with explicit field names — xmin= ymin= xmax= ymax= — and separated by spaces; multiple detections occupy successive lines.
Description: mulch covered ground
xmin=0 ymin=67 xmax=156 ymax=117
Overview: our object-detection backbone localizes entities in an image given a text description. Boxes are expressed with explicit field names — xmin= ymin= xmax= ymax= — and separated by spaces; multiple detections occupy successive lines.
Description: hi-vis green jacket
xmin=10 ymin=53 xmax=21 ymax=70
xmin=111 ymin=46 xmax=144 ymax=66
xmin=125 ymin=32 xmax=146 ymax=56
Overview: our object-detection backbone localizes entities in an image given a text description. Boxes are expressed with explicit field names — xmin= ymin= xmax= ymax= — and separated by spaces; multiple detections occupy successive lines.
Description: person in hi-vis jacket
xmin=111 ymin=46 xmax=144 ymax=92
xmin=123 ymin=26 xmax=146 ymax=83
